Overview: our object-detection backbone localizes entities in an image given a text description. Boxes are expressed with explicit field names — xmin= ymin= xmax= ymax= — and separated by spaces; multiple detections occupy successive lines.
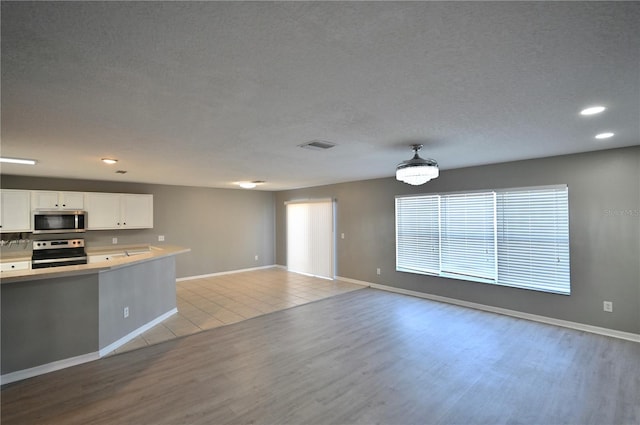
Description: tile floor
xmin=111 ymin=268 xmax=364 ymax=354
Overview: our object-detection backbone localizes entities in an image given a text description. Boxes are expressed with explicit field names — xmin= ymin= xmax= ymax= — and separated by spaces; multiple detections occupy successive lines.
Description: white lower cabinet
xmin=1 ymin=261 xmax=31 ymax=272
xmin=85 ymin=193 xmax=153 ymax=230
xmin=88 ymin=253 xmax=126 ymax=264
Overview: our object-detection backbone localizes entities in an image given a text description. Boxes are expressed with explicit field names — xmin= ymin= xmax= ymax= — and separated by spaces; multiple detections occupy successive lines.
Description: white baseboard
xmin=99 ymin=308 xmax=178 ymax=357
xmin=1 ymin=308 xmax=179 ymax=385
xmin=1 ymin=352 xmax=100 ymax=386
xmin=176 ymin=265 xmax=277 ymax=282
xmin=336 ymin=276 xmax=640 ymax=343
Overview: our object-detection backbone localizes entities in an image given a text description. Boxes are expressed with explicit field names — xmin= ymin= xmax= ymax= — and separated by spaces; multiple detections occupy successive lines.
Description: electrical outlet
xmin=112 ymin=237 xmax=118 ymax=244
xmin=255 ymin=255 xmax=259 ymax=261
xmin=124 ymin=306 xmax=129 ymax=318
xmin=341 ymin=233 xmax=345 ymax=239
xmin=376 ymin=268 xmax=381 ymax=275
xmin=158 ymin=235 xmax=165 ymax=242
xmin=603 ymin=301 xmax=613 ymax=312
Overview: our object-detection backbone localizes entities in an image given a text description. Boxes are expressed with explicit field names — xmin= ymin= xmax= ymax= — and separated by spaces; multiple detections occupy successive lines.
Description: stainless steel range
xmin=32 ymin=238 xmax=88 ymax=269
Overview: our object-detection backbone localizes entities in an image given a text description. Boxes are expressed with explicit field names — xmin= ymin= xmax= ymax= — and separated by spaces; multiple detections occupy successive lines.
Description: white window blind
xmin=440 ymin=192 xmax=497 ymax=281
xmin=286 ymin=200 xmax=334 ymax=280
xmin=396 ymin=195 xmax=440 ymax=274
xmin=496 ymin=186 xmax=570 ymax=295
xmin=395 ymin=185 xmax=571 ymax=295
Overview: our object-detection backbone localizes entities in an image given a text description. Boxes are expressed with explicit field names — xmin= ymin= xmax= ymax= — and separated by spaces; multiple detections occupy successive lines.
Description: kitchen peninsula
xmin=1 ymin=245 xmax=190 ymax=384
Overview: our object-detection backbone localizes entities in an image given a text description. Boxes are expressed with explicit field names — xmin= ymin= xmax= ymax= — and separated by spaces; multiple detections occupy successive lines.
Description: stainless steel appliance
xmin=33 ymin=210 xmax=87 ymax=234
xmin=32 ymin=238 xmax=87 ymax=269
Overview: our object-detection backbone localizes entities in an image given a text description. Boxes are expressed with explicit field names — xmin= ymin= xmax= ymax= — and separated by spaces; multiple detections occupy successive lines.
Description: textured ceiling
xmin=2 ymin=1 xmax=639 ymax=190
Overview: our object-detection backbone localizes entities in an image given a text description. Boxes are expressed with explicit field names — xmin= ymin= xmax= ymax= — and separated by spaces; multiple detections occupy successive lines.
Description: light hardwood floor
xmin=112 ymin=268 xmax=364 ymax=354
xmin=2 ymin=283 xmax=639 ymax=424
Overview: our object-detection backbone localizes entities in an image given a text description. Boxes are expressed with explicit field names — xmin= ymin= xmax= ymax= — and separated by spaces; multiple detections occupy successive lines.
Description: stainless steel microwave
xmin=33 ymin=210 xmax=87 ymax=234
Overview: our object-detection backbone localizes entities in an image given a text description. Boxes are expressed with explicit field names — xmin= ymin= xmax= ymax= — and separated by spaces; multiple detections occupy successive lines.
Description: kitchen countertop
xmin=0 ymin=245 xmax=190 ymax=284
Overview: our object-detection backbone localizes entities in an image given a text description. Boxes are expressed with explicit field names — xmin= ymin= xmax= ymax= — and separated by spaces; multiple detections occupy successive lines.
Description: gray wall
xmin=99 ymin=256 xmax=176 ymax=348
xmin=0 ymin=176 xmax=276 ymax=278
xmin=275 ymin=147 xmax=640 ymax=334
xmin=1 ymin=274 xmax=99 ymax=373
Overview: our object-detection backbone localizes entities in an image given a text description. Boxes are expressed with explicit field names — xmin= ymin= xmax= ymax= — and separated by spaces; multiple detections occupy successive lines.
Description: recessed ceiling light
xmin=0 ymin=157 xmax=37 ymax=165
xmin=580 ymin=106 xmax=606 ymax=116
xmin=595 ymin=132 xmax=615 ymax=139
xmin=102 ymin=158 xmax=118 ymax=164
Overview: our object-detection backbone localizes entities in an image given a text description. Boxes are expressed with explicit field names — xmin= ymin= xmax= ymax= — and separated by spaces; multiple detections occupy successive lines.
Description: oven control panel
xmin=33 ymin=239 xmax=85 ymax=250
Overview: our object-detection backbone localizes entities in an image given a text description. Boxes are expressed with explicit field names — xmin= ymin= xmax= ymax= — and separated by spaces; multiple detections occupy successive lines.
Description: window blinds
xmin=286 ymin=200 xmax=334 ymax=280
xmin=395 ymin=185 xmax=570 ymax=295
xmin=496 ymin=186 xmax=570 ymax=294
xmin=396 ymin=195 xmax=440 ymax=274
xmin=440 ymin=192 xmax=497 ymax=281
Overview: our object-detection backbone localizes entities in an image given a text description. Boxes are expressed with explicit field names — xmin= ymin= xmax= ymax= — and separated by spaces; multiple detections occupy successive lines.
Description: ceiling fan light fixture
xmin=396 ymin=144 xmax=439 ymax=185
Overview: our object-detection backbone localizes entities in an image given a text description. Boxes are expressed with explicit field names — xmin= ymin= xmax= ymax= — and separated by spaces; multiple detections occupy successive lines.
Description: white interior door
xmin=286 ymin=200 xmax=334 ymax=279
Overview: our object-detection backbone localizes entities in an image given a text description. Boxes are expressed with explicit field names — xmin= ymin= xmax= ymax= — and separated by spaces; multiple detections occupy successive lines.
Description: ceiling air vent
xmin=298 ymin=140 xmax=336 ymax=151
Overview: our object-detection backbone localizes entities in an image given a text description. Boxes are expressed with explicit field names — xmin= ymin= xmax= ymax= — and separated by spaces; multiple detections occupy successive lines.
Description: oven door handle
xmin=32 ymin=256 xmax=88 ymax=265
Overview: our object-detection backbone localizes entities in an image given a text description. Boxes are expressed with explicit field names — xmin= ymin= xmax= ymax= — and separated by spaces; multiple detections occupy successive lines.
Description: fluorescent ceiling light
xmin=580 ymin=106 xmax=606 ymax=116
xmin=595 ymin=132 xmax=614 ymax=139
xmin=102 ymin=158 xmax=118 ymax=164
xmin=0 ymin=157 xmax=37 ymax=165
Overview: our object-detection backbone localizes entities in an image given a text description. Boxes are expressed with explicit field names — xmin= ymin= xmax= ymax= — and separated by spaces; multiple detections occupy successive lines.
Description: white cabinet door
xmin=0 ymin=190 xmax=31 ymax=232
xmin=121 ymin=194 xmax=153 ymax=229
xmin=84 ymin=193 xmax=121 ymax=230
xmin=32 ymin=191 xmax=59 ymax=209
xmin=60 ymin=192 xmax=84 ymax=209
xmin=0 ymin=261 xmax=31 ymax=272
xmin=85 ymin=192 xmax=153 ymax=230
xmin=88 ymin=253 xmax=126 ymax=264
xmin=32 ymin=191 xmax=84 ymax=210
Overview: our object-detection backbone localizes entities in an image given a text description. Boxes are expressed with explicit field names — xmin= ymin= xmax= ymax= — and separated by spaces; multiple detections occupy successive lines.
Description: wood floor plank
xmin=2 ymin=288 xmax=639 ymax=425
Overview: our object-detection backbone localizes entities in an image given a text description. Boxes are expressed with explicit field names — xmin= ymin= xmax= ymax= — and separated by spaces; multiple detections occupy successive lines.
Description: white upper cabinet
xmin=84 ymin=193 xmax=121 ymax=229
xmin=32 ymin=191 xmax=84 ymax=210
xmin=121 ymin=194 xmax=154 ymax=229
xmin=85 ymin=192 xmax=153 ymax=230
xmin=0 ymin=190 xmax=31 ymax=233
